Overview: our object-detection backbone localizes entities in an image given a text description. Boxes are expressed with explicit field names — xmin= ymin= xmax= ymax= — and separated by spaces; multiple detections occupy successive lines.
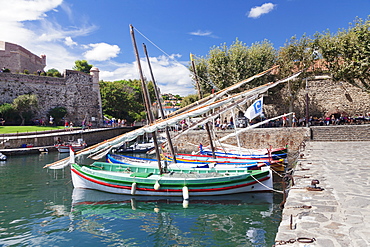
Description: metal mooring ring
xmin=297 ymin=237 xmax=316 ymax=243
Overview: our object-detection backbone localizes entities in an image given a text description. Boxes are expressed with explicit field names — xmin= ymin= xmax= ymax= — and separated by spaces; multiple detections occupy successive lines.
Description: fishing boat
xmin=204 ymin=143 xmax=288 ymax=155
xmin=45 ymin=26 xmax=303 ymax=201
xmin=71 ymin=161 xmax=273 ymax=198
xmin=115 ymin=136 xmax=166 ymax=153
xmin=106 ymin=153 xmax=263 ymax=170
xmin=199 ymin=144 xmax=287 ymax=159
xmin=162 ymin=153 xmax=286 ymax=172
xmin=55 ymin=139 xmax=87 ymax=153
xmin=0 ymin=152 xmax=6 ymax=161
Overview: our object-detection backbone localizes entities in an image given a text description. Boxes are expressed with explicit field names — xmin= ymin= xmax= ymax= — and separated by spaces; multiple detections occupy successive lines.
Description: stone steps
xmin=310 ymin=124 xmax=370 ymax=141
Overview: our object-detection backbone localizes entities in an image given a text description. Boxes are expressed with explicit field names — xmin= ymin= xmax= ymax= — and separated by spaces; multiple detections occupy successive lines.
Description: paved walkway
xmin=275 ymin=141 xmax=370 ymax=246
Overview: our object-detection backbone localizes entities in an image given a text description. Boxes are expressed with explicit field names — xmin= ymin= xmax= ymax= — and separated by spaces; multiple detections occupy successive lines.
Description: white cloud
xmin=189 ymin=30 xmax=218 ymax=39
xmin=0 ymin=0 xmax=62 ymax=22
xmin=97 ymin=55 xmax=195 ymax=96
xmin=0 ymin=0 xmax=195 ymax=96
xmin=248 ymin=3 xmax=276 ymax=18
xmin=84 ymin=43 xmax=120 ymax=61
xmin=0 ymin=0 xmax=97 ymax=71
xmin=189 ymin=30 xmax=212 ymax=36
xmin=64 ymin=37 xmax=77 ymax=47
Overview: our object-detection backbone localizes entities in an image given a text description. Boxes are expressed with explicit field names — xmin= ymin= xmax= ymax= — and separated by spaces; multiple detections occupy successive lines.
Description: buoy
xmin=182 ymin=200 xmax=189 ymax=208
xmin=182 ymin=186 xmax=189 ymax=200
xmin=131 ymin=182 xmax=137 ymax=195
xmin=154 ymin=181 xmax=160 ymax=190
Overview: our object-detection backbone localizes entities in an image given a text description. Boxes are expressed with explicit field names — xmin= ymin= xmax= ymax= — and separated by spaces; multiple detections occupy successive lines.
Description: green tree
xmin=275 ymin=34 xmax=317 ymax=118
xmin=48 ymin=107 xmax=67 ymax=126
xmin=73 ymin=60 xmax=93 ymax=74
xmin=99 ymin=80 xmax=146 ymax=123
xmin=315 ymin=16 xmax=370 ymax=92
xmin=12 ymin=94 xmax=39 ymax=125
xmin=190 ymin=38 xmax=276 ymax=96
xmin=0 ymin=103 xmax=18 ymax=124
xmin=46 ymin=68 xmax=61 ymax=77
xmin=180 ymin=94 xmax=199 ymax=108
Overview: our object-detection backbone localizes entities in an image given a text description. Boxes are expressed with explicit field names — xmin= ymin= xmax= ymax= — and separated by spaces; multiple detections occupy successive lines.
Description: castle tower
xmin=90 ymin=67 xmax=103 ymax=126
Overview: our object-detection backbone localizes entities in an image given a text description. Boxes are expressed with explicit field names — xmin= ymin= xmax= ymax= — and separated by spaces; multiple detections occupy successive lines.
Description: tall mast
xmin=143 ymin=43 xmax=177 ymax=163
xmin=130 ymin=24 xmax=163 ymax=174
xmin=190 ymin=53 xmax=215 ymax=158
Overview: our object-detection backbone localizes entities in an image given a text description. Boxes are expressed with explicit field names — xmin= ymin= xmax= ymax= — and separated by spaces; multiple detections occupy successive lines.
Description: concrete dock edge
xmin=274 ymin=141 xmax=370 ymax=247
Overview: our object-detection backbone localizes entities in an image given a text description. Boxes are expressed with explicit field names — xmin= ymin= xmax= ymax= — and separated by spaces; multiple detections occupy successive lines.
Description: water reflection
xmin=70 ymin=188 xmax=280 ymax=246
xmin=0 ymin=152 xmax=283 ymax=247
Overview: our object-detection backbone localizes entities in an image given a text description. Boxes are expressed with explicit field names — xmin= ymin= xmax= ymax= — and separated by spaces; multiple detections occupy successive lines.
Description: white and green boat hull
xmin=71 ymin=162 xmax=273 ymax=197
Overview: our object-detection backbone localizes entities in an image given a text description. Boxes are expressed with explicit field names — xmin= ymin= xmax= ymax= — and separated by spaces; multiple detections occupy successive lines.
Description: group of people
xmin=279 ymin=113 xmax=370 ymax=127
xmin=215 ymin=117 xmax=234 ymax=130
xmin=64 ymin=119 xmax=92 ymax=131
xmin=103 ymin=118 xmax=127 ymax=127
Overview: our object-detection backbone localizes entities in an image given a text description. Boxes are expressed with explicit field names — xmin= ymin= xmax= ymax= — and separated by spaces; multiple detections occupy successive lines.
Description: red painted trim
xmin=72 ymin=167 xmax=270 ymax=193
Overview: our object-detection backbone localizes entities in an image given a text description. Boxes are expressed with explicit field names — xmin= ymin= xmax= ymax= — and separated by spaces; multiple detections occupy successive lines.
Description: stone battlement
xmin=0 ymin=41 xmax=46 ymax=73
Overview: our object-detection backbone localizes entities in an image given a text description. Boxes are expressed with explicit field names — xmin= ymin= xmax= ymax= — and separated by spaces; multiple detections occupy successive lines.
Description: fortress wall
xmin=0 ymin=70 xmax=102 ymax=126
xmin=264 ymin=79 xmax=370 ymax=119
xmin=0 ymin=41 xmax=46 ymax=73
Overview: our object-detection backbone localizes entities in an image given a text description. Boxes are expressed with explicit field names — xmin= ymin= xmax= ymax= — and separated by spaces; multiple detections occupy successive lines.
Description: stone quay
xmin=275 ymin=140 xmax=370 ymax=246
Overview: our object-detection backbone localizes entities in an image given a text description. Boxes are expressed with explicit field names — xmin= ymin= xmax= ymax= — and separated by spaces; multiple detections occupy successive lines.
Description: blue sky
xmin=0 ymin=0 xmax=369 ymax=96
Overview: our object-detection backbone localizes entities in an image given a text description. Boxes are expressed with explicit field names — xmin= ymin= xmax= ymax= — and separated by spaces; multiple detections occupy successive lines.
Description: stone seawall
xmin=0 ymin=127 xmax=136 ymax=152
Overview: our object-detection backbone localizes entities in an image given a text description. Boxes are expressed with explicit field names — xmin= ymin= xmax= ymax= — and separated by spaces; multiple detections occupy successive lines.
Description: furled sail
xmin=44 ymin=69 xmax=301 ymax=169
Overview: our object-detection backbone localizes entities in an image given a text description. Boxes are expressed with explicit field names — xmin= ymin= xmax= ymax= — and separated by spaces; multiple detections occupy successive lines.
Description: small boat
xmin=163 ymin=152 xmax=283 ymax=164
xmin=162 ymin=153 xmax=286 ymax=171
xmin=199 ymin=144 xmax=288 ymax=159
xmin=0 ymin=152 xmax=7 ymax=161
xmin=71 ymin=161 xmax=273 ymax=198
xmin=106 ymin=154 xmax=269 ymax=170
xmin=55 ymin=139 xmax=87 ymax=153
xmin=115 ymin=142 xmax=155 ymax=153
xmin=115 ymin=137 xmax=166 ymax=153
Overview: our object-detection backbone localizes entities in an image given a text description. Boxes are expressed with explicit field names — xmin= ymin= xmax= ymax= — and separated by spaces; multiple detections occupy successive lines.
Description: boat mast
xmin=130 ymin=24 xmax=163 ymax=174
xmin=190 ymin=54 xmax=216 ymax=158
xmin=142 ymin=43 xmax=178 ymax=163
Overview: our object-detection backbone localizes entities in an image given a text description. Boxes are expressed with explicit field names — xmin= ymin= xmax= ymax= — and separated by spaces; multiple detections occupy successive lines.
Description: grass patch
xmin=0 ymin=126 xmax=65 ymax=134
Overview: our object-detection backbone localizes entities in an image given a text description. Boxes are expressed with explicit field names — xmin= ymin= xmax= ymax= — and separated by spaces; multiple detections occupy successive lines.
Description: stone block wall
xmin=0 ymin=70 xmax=102 ymax=126
xmin=265 ymin=79 xmax=370 ymax=119
xmin=0 ymin=41 xmax=46 ymax=73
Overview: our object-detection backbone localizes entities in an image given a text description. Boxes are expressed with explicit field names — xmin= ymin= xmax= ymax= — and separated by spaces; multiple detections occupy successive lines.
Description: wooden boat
xmin=115 ymin=142 xmax=155 ymax=153
xmin=55 ymin=139 xmax=87 ymax=153
xmin=115 ymin=136 xmax=166 ymax=153
xmin=199 ymin=145 xmax=287 ymax=160
xmin=71 ymin=161 xmax=273 ymax=198
xmin=106 ymin=153 xmax=262 ymax=170
xmin=45 ymin=28 xmax=303 ymax=201
xmin=163 ymin=152 xmax=284 ymax=163
xmin=162 ymin=153 xmax=286 ymax=172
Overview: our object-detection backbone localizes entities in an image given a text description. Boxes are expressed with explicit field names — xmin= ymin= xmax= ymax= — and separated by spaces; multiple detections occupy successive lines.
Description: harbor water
xmin=0 ymin=152 xmax=283 ymax=246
